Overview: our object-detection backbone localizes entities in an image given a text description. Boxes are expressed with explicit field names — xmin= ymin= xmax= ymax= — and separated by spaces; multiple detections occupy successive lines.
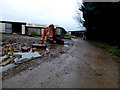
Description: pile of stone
xmin=0 ymin=54 xmax=22 ymax=66
xmin=1 ymin=42 xmax=31 ymax=56
xmin=0 ymin=42 xmax=35 ymax=66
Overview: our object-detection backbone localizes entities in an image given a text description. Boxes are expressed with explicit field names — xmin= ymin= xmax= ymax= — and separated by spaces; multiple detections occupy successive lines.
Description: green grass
xmin=88 ymin=40 xmax=120 ymax=56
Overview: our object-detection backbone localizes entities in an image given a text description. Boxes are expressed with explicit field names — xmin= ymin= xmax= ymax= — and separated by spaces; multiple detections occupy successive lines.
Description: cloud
xmin=0 ymin=0 xmax=83 ymax=30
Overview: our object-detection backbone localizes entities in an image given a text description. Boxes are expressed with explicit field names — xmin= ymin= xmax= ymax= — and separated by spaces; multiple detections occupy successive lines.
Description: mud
xmin=2 ymin=35 xmax=120 ymax=88
xmin=1 ymin=34 xmax=73 ymax=80
xmin=2 ymin=34 xmax=40 ymax=46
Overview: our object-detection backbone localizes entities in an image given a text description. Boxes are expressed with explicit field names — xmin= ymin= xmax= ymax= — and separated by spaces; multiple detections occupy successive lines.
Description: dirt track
xmin=2 ymin=36 xmax=119 ymax=88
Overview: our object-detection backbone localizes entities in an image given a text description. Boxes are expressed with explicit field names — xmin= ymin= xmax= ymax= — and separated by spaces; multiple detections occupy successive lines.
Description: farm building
xmin=25 ymin=24 xmax=60 ymax=36
xmin=68 ymin=30 xmax=87 ymax=40
xmin=25 ymin=24 xmax=45 ymax=36
xmin=0 ymin=21 xmax=26 ymax=34
xmin=0 ymin=21 xmax=66 ymax=37
xmin=25 ymin=26 xmax=44 ymax=36
xmin=68 ymin=29 xmax=87 ymax=36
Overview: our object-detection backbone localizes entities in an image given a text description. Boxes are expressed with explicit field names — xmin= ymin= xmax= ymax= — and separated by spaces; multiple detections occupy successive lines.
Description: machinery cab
xmin=47 ymin=27 xmax=67 ymax=44
xmin=55 ymin=27 xmax=67 ymax=40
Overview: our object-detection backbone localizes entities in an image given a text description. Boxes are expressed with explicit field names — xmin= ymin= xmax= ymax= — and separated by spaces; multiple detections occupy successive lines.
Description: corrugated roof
xmin=0 ymin=20 xmax=26 ymax=24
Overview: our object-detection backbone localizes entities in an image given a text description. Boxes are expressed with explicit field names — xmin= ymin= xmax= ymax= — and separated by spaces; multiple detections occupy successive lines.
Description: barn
xmin=69 ymin=30 xmax=86 ymax=36
xmin=25 ymin=26 xmax=44 ymax=36
xmin=25 ymin=24 xmax=45 ymax=36
xmin=0 ymin=21 xmax=26 ymax=34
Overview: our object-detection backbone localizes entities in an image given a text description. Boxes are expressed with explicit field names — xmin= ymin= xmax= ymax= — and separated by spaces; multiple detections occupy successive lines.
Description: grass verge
xmin=88 ymin=40 xmax=120 ymax=56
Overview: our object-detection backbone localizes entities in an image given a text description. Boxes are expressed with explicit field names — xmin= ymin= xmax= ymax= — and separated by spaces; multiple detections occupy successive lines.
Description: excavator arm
xmin=40 ymin=24 xmax=55 ymax=44
xmin=40 ymin=28 xmax=48 ymax=44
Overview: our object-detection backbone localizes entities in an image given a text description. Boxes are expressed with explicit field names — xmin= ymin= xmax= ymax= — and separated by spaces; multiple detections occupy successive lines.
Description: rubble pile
xmin=0 ymin=34 xmax=42 ymax=67
xmin=0 ymin=42 xmax=42 ymax=66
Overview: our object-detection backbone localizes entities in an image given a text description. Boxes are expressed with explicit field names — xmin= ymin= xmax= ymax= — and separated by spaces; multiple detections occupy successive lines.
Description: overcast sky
xmin=0 ymin=0 xmax=85 ymax=31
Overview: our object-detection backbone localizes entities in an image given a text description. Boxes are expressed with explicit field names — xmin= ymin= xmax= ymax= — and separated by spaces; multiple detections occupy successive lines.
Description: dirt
xmin=1 ymin=34 xmax=41 ymax=55
xmin=1 ymin=34 xmax=120 ymax=88
xmin=1 ymin=34 xmax=73 ymax=80
xmin=2 ymin=34 xmax=40 ymax=46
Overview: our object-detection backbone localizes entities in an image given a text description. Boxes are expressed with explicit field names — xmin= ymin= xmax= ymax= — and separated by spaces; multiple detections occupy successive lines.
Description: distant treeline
xmin=78 ymin=2 xmax=120 ymax=47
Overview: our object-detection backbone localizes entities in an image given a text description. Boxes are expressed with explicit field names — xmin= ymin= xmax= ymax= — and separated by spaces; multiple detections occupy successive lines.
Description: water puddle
xmin=64 ymin=42 xmax=69 ymax=44
xmin=72 ymin=38 xmax=80 ymax=41
xmin=0 ymin=64 xmax=15 ymax=72
xmin=48 ymin=44 xmax=59 ymax=49
xmin=64 ymin=45 xmax=69 ymax=47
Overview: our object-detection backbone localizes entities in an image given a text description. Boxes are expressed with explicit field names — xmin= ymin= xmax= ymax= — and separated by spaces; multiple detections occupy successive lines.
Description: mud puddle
xmin=47 ymin=43 xmax=69 ymax=49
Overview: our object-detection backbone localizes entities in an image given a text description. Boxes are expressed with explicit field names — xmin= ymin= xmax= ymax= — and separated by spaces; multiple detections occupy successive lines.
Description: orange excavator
xmin=32 ymin=24 xmax=66 ymax=48
xmin=40 ymin=24 xmax=66 ymax=44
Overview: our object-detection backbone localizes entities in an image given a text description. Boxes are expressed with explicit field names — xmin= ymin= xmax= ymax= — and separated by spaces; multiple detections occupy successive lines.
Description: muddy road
xmin=2 ymin=37 xmax=119 ymax=88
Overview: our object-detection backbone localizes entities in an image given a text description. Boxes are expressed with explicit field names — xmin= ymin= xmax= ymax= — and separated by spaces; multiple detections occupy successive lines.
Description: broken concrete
xmin=12 ymin=54 xmax=22 ymax=58
xmin=0 ymin=34 xmax=43 ymax=69
xmin=21 ymin=46 xmax=30 ymax=52
xmin=2 ymin=57 xmax=16 ymax=66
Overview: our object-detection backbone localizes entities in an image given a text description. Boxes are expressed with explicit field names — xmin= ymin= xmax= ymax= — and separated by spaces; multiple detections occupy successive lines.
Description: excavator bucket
xmin=31 ymin=44 xmax=47 ymax=49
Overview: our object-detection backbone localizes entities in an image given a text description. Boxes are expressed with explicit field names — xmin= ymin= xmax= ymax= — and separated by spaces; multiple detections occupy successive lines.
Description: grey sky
xmin=0 ymin=0 xmax=85 ymax=30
